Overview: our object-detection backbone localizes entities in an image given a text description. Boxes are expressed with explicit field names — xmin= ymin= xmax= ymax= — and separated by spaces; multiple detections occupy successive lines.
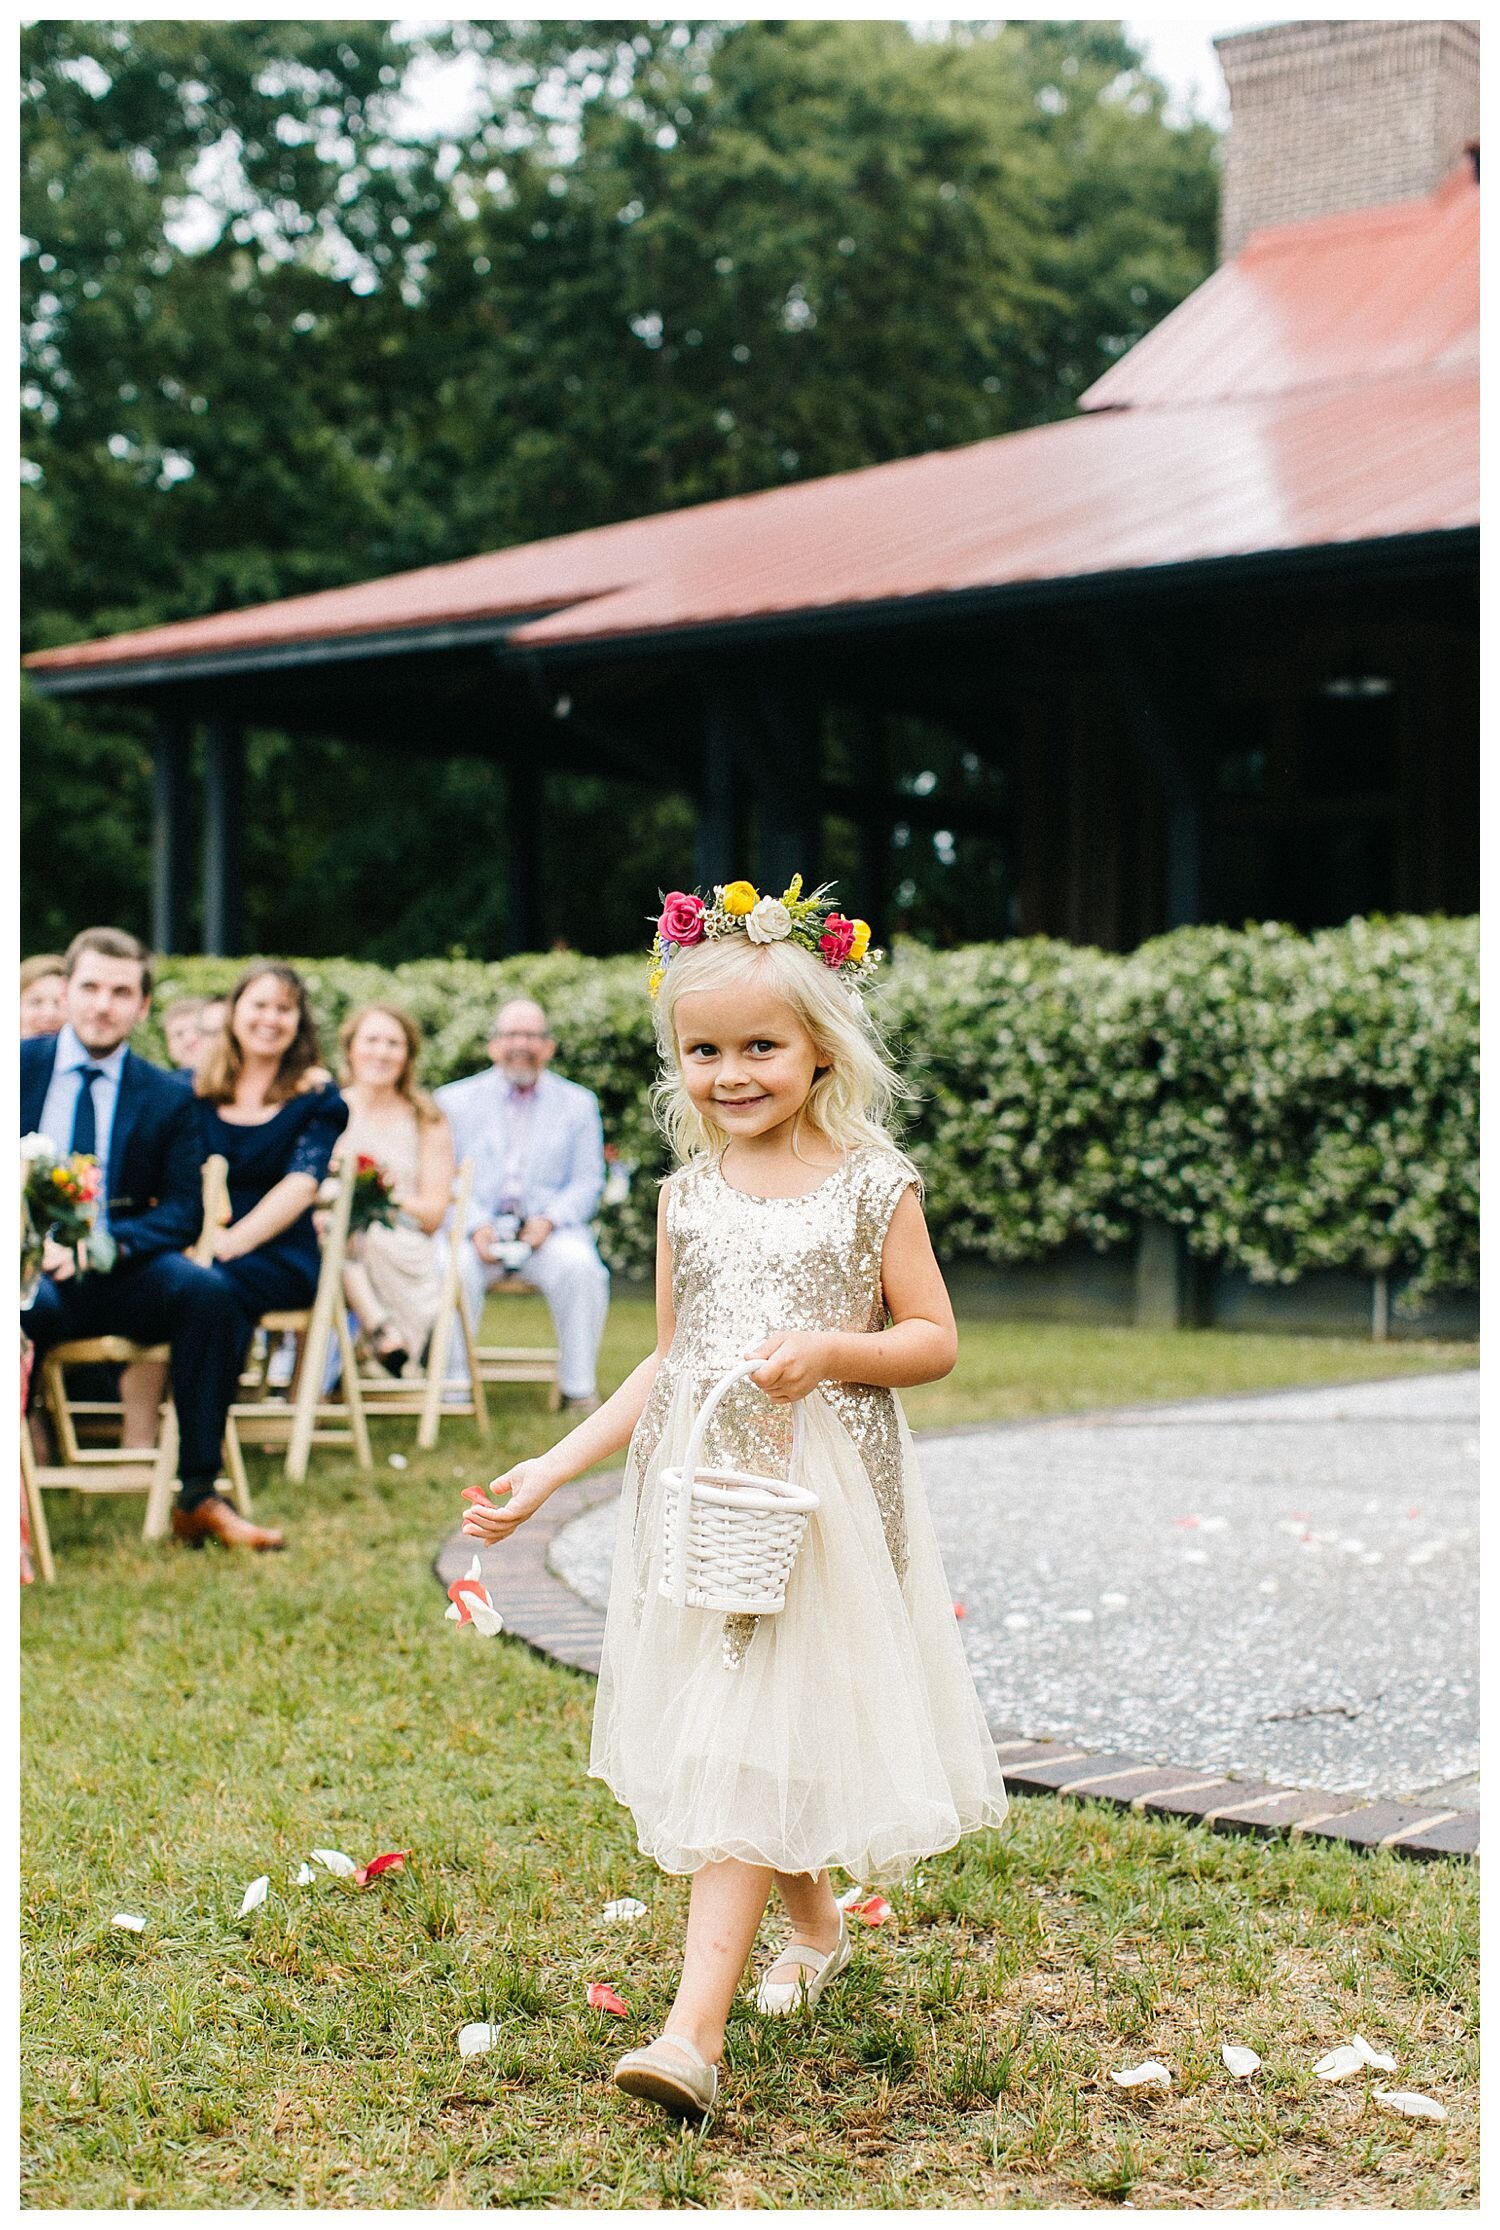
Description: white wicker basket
xmin=659 ymin=1360 xmax=819 ymax=1616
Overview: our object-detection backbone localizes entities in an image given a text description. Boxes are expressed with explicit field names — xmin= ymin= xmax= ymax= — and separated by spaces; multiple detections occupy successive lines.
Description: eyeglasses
xmin=496 ymin=1030 xmax=550 ymax=1043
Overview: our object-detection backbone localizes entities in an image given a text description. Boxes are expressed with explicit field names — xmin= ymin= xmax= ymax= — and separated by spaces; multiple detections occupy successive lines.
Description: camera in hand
xmin=493 ymin=1210 xmax=533 ymax=1275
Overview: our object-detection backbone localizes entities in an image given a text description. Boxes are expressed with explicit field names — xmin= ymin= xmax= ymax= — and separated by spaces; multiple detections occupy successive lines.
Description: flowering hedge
xmin=148 ymin=914 xmax=1477 ymax=1299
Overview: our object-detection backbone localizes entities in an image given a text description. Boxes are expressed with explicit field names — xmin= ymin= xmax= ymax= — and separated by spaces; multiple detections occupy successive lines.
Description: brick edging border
xmin=433 ymin=1482 xmax=1478 ymax=1867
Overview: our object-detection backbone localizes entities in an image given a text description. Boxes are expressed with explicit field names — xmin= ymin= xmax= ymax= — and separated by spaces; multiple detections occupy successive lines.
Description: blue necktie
xmin=70 ymin=1065 xmax=104 ymax=1157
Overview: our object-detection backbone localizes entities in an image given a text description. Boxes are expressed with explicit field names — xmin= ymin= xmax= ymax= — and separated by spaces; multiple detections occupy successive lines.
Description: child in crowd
xmin=461 ymin=877 xmax=1007 ymax=2118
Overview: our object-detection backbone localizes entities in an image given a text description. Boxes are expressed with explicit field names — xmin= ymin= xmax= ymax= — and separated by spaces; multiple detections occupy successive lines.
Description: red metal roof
xmin=25 ymin=166 xmax=1477 ymax=680
xmin=1080 ymin=161 xmax=1477 ymax=410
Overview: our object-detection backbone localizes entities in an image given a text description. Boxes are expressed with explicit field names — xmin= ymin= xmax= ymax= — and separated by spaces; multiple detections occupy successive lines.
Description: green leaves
xmin=21 ymin=21 xmax=1218 ymax=957
xmin=139 ymin=914 xmax=1477 ymax=1300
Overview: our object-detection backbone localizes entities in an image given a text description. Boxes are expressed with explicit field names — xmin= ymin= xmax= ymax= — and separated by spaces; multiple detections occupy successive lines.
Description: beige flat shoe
xmin=612 ymin=2033 xmax=719 ymax=2118
xmin=754 ymin=1913 xmax=852 ymax=2015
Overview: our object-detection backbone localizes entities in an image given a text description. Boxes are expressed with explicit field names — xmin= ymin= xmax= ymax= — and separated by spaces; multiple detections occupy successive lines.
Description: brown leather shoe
xmin=172 ymin=1494 xmax=285 ymax=1552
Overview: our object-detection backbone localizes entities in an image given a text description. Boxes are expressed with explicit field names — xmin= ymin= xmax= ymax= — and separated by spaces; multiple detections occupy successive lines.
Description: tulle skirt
xmin=589 ymin=1374 xmax=1009 ymax=1882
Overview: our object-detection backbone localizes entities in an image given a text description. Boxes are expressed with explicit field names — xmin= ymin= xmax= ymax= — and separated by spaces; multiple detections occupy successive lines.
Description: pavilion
xmin=25 ymin=157 xmax=1476 ymax=957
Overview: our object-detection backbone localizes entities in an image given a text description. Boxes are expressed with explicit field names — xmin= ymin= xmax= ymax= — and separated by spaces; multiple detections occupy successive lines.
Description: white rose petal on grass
xmin=745 ymin=897 xmax=792 ymax=944
xmin=1313 ymin=2035 xmax=1397 ymax=2082
xmin=387 ymin=1452 xmax=408 ymax=1471
xmin=458 ymin=2023 xmax=501 ymax=2059
xmin=311 ymin=1849 xmax=358 ymax=1879
xmin=1222 ymin=2044 xmax=1261 ymax=2078
xmin=1059 ymin=1609 xmax=1094 ymax=1624
xmin=1181 ymin=1548 xmax=1210 ymax=1566
xmin=602 ymin=1897 xmax=647 ymax=1922
xmin=1258 ymin=1578 xmax=1279 ymax=1595
xmin=836 ymin=1885 xmax=867 ymax=1911
xmin=296 ymin=1862 xmax=316 ymax=1887
xmin=1312 ymin=2045 xmax=1367 ymax=2082
xmin=111 ymin=1913 xmax=147 ymax=1933
xmin=1110 ymin=2061 xmax=1172 ymax=2091
xmin=238 ymin=1875 xmax=270 ymax=1917
xmin=1372 ymin=2089 xmax=1447 ymax=2122
xmin=1003 ymin=1613 xmax=1031 ymax=1632
xmin=1099 ymin=1591 xmax=1129 ymax=1610
xmin=1198 ymin=1516 xmax=1228 ymax=1534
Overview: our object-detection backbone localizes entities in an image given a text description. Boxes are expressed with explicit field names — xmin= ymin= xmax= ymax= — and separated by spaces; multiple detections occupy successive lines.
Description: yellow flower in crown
xmin=648 ymin=965 xmax=664 ymax=997
xmin=849 ymin=918 xmax=871 ymax=962
xmin=721 ymin=879 xmax=759 ymax=916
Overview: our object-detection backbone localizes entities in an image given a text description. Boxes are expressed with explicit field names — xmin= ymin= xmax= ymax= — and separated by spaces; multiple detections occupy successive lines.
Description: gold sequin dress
xmin=589 ymin=1145 xmax=1009 ymax=1882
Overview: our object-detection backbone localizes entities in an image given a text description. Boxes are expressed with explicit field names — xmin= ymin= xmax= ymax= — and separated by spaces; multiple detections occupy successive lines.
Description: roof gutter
xmin=22 ymin=528 xmax=1474 ymax=698
xmin=21 ymin=608 xmax=568 ymax=697
xmin=497 ymin=529 xmax=1477 ymax=667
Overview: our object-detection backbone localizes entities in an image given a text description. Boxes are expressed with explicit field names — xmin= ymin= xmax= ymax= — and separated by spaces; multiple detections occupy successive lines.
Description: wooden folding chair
xmin=474 ymin=1276 xmax=563 ymax=1412
xmin=454 ymin=1163 xmax=562 ymax=1410
xmin=353 ymin=1157 xmax=489 ymax=1450
xmin=24 ymin=1155 xmax=245 ymax=1566
xmin=222 ymin=1154 xmax=372 ymax=1493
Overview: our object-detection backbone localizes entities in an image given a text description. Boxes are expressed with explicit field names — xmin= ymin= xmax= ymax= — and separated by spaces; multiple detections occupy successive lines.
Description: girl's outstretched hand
xmin=745 ymin=1330 xmax=833 ymax=1403
xmin=460 ymin=1459 xmax=558 ymax=1543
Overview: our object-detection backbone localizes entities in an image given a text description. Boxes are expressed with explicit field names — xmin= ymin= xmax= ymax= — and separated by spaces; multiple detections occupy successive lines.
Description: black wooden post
xmin=201 ymin=719 xmax=245 ymax=956
xmin=504 ymin=758 xmax=544 ymax=955
xmin=150 ymin=713 xmax=192 ymax=955
xmin=698 ymin=670 xmax=822 ymax=891
xmin=856 ymin=709 xmax=892 ymax=942
xmin=751 ymin=680 xmax=822 ymax=894
xmin=1093 ymin=625 xmax=1203 ymax=930
xmin=697 ymin=685 xmax=748 ymax=887
xmin=1163 ymin=793 xmax=1203 ymax=931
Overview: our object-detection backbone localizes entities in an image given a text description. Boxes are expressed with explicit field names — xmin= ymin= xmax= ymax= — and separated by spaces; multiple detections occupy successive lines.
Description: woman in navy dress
xmin=183 ymin=964 xmax=348 ymax=1549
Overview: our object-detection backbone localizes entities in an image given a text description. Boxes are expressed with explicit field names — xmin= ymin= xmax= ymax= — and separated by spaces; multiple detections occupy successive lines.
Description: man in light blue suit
xmin=436 ymin=998 xmax=609 ymax=1411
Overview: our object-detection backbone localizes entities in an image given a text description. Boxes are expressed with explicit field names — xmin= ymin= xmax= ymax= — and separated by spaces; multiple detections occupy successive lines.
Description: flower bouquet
xmin=348 ymin=1154 xmax=398 ymax=1236
xmin=20 ymin=1133 xmax=115 ymax=1303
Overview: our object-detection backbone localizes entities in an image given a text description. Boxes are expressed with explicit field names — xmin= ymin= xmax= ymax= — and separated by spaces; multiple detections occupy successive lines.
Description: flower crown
xmin=648 ymin=875 xmax=881 ymax=998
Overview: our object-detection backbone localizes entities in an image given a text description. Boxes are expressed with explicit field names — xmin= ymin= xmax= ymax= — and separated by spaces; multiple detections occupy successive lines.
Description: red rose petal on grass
xmin=355 ymin=1851 xmax=408 ymax=1888
xmin=1173 ymin=1516 xmax=1201 ymax=1530
xmin=951 ymin=1602 xmax=967 ymax=1620
xmin=851 ymin=1895 xmax=892 ymax=1926
xmin=447 ymin=1577 xmax=483 ymax=1623
xmin=586 ymin=1982 xmax=629 ymax=2016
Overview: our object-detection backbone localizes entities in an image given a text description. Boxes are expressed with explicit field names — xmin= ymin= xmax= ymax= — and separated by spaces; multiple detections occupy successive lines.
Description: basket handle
xmin=667 ymin=1357 xmax=805 ymax=1607
xmin=681 ymin=1357 xmax=804 ymax=1488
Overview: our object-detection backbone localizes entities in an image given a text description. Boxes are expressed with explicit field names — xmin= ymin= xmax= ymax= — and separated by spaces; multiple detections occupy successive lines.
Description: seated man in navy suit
xmin=21 ymin=927 xmax=283 ymax=1550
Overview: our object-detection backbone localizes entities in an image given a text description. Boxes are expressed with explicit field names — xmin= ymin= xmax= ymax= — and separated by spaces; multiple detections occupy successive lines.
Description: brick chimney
xmin=1213 ymin=19 xmax=1479 ymax=259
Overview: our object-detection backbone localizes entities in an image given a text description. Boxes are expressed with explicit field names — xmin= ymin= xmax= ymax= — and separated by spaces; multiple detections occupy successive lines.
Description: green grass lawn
xmin=22 ymin=1310 xmax=1477 ymax=2208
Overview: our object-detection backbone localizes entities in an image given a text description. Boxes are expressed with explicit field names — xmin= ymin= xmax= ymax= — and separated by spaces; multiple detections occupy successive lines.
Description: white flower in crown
xmin=746 ymin=897 xmax=793 ymax=944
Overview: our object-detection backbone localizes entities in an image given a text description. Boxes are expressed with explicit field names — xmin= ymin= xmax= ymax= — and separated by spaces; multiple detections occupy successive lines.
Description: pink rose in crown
xmin=820 ymin=913 xmax=856 ymax=966
xmin=658 ymin=892 xmax=706 ymax=947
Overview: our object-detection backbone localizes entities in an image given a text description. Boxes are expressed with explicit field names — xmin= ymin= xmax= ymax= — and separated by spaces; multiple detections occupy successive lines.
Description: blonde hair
xmin=20 ymin=953 xmax=66 ymax=994
xmin=652 ymin=934 xmax=914 ymax=1171
xmin=338 ymin=1001 xmax=440 ymax=1124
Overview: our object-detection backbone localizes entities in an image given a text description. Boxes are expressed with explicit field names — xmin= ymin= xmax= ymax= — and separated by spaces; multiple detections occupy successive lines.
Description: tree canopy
xmin=21 ymin=18 xmax=1219 ymax=958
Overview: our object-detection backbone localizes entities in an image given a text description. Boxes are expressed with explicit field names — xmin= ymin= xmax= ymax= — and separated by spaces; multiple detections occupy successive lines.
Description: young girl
xmin=460 ymin=879 xmax=1007 ymax=2117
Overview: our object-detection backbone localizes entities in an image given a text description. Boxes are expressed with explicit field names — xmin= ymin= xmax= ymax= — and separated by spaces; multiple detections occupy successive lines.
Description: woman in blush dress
xmin=334 ymin=1003 xmax=454 ymax=1376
